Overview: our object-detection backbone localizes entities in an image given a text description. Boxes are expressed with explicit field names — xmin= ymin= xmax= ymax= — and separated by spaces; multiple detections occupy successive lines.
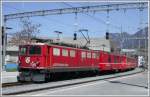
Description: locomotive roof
xmin=19 ymin=43 xmax=99 ymax=52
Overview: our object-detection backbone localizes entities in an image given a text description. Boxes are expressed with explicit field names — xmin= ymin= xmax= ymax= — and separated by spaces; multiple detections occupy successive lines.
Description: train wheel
xmin=17 ymin=76 xmax=25 ymax=83
xmin=44 ymin=73 xmax=51 ymax=82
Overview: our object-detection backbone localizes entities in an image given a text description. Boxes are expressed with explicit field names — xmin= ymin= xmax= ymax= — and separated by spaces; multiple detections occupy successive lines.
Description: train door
xmin=46 ymin=46 xmax=52 ymax=69
xmin=44 ymin=45 xmax=49 ymax=68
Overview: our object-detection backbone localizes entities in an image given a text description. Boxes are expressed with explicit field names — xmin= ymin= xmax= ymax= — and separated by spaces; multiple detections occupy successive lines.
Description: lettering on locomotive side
xmin=53 ymin=63 xmax=69 ymax=67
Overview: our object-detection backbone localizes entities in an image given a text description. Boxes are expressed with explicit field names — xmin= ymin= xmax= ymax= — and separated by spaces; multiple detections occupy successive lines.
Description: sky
xmin=2 ymin=2 xmax=148 ymax=39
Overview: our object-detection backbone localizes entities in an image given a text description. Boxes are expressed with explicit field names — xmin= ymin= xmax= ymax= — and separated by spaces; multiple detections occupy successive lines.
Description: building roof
xmin=60 ymin=37 xmax=111 ymax=52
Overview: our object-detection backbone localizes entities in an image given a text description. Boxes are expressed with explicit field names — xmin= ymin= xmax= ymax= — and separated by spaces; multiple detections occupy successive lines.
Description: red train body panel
xmin=18 ymin=44 xmax=138 ymax=82
xmin=18 ymin=44 xmax=99 ymax=72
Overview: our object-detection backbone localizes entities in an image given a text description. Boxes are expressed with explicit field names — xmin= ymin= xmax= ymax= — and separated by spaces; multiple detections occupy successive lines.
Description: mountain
xmin=109 ymin=27 xmax=148 ymax=50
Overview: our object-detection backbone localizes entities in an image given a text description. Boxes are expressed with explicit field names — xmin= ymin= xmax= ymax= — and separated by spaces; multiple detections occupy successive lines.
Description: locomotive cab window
xmin=53 ymin=48 xmax=60 ymax=56
xmin=62 ymin=49 xmax=68 ymax=57
xmin=20 ymin=47 xmax=27 ymax=55
xmin=29 ymin=46 xmax=41 ymax=55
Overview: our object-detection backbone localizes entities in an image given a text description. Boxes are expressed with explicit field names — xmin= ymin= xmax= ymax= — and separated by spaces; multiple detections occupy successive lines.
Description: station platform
xmin=1 ymin=71 xmax=19 ymax=84
xmin=1 ymin=68 xmax=144 ymax=84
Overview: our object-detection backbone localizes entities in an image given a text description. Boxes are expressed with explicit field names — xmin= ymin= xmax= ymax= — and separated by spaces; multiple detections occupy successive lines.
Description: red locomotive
xmin=17 ymin=43 xmax=137 ymax=82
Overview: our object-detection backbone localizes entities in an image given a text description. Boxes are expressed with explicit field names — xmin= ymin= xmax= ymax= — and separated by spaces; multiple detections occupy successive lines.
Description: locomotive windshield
xmin=29 ymin=46 xmax=41 ymax=55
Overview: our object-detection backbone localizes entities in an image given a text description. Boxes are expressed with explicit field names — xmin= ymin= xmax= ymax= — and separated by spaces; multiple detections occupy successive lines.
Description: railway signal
xmin=73 ymin=33 xmax=77 ymax=40
xmin=106 ymin=32 xmax=109 ymax=40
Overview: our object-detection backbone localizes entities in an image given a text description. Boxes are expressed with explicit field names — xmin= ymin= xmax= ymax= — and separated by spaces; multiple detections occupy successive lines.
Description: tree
xmin=10 ymin=18 xmax=41 ymax=45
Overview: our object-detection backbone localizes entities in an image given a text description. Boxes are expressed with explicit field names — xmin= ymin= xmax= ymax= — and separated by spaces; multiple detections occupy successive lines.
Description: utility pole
xmin=2 ymin=21 xmax=12 ymax=70
xmin=2 ymin=20 xmax=6 ymax=70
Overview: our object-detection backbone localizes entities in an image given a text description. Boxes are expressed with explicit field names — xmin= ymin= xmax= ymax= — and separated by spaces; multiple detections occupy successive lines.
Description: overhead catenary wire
xmin=4 ymin=2 xmax=148 ymax=21
xmin=62 ymin=2 xmax=125 ymax=49
xmin=62 ymin=2 xmax=122 ymax=31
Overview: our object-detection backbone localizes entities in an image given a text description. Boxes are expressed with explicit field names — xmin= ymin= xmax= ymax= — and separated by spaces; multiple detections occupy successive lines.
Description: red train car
xmin=99 ymin=51 xmax=137 ymax=72
xmin=17 ymin=43 xmax=138 ymax=82
xmin=18 ymin=43 xmax=100 ymax=82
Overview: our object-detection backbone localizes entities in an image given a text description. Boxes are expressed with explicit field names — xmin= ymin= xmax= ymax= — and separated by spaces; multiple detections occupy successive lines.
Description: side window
xmin=87 ymin=52 xmax=91 ymax=58
xmin=96 ymin=53 xmax=100 ymax=59
xmin=81 ymin=52 xmax=86 ymax=58
xmin=62 ymin=49 xmax=68 ymax=57
xmin=53 ymin=48 xmax=60 ymax=56
xmin=92 ymin=53 xmax=96 ymax=59
xmin=70 ymin=50 xmax=75 ymax=57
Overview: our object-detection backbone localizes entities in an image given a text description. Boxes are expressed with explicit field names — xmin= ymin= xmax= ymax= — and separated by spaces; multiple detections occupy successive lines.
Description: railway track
xmin=2 ymin=82 xmax=31 ymax=88
xmin=2 ymin=68 xmax=145 ymax=95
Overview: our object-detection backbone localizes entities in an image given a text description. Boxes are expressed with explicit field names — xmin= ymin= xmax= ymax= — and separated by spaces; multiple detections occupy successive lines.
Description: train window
xmin=29 ymin=46 xmax=41 ymax=55
xmin=87 ymin=52 xmax=91 ymax=58
xmin=53 ymin=48 xmax=60 ymax=56
xmin=62 ymin=49 xmax=68 ymax=57
xmin=20 ymin=47 xmax=27 ymax=55
xmin=70 ymin=50 xmax=75 ymax=57
xmin=81 ymin=52 xmax=86 ymax=58
xmin=96 ymin=53 xmax=100 ymax=59
xmin=92 ymin=53 xmax=96 ymax=59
